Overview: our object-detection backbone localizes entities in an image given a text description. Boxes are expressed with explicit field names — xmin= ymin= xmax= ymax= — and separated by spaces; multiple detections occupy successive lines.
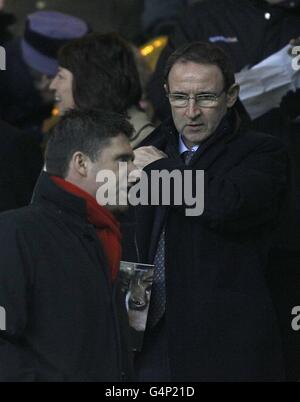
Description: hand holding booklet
xmin=119 ymin=261 xmax=154 ymax=352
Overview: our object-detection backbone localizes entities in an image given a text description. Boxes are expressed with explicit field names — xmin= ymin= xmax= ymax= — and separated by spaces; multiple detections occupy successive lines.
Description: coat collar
xmin=142 ymin=107 xmax=242 ymax=169
xmin=31 ymin=171 xmax=89 ymax=222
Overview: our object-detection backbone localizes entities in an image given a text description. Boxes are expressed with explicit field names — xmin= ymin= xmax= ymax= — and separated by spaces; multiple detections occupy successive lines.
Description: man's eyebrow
xmin=171 ymin=91 xmax=218 ymax=95
xmin=196 ymin=92 xmax=218 ymax=96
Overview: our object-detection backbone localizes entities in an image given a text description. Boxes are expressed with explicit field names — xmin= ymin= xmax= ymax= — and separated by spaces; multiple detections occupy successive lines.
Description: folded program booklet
xmin=119 ymin=261 xmax=155 ymax=352
xmin=236 ymin=44 xmax=300 ymax=119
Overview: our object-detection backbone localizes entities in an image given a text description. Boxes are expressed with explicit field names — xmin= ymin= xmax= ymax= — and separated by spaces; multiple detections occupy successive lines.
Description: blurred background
xmin=4 ymin=0 xmax=144 ymax=43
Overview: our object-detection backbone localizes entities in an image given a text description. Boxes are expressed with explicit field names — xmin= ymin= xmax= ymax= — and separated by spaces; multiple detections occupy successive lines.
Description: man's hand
xmin=134 ymin=146 xmax=167 ymax=170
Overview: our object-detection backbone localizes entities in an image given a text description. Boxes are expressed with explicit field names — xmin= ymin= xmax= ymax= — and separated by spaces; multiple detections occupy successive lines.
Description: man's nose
xmin=185 ymin=98 xmax=201 ymax=119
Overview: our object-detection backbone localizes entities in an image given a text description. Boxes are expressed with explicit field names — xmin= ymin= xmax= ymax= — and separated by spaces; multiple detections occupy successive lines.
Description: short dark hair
xmin=46 ymin=109 xmax=133 ymax=177
xmin=58 ymin=32 xmax=142 ymax=113
xmin=164 ymin=41 xmax=235 ymax=91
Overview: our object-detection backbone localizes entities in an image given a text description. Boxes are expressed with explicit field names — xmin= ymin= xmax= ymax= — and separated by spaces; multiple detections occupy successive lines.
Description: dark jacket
xmin=142 ymin=0 xmax=188 ymax=37
xmin=0 ymin=11 xmax=16 ymax=45
xmin=0 ymin=119 xmax=42 ymax=212
xmin=0 ymin=172 xmax=131 ymax=382
xmin=125 ymin=113 xmax=288 ymax=381
xmin=146 ymin=1 xmax=300 ymax=379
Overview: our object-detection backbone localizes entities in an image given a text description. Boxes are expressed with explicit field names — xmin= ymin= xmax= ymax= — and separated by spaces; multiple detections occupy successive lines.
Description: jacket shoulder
xmin=0 ymin=205 xmax=43 ymax=234
xmin=236 ymin=128 xmax=286 ymax=151
xmin=186 ymin=0 xmax=243 ymax=17
xmin=139 ymin=119 xmax=174 ymax=148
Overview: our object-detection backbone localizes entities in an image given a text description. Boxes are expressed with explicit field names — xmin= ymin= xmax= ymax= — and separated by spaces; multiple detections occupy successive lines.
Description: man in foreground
xmin=0 ymin=109 xmax=135 ymax=381
xmin=131 ymin=41 xmax=288 ymax=381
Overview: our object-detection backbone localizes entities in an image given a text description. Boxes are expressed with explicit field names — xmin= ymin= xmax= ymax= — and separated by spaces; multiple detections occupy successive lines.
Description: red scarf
xmin=51 ymin=176 xmax=121 ymax=282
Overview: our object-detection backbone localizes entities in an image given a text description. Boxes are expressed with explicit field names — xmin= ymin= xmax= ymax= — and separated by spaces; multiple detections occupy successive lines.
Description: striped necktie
xmin=181 ymin=150 xmax=194 ymax=165
xmin=147 ymin=229 xmax=166 ymax=329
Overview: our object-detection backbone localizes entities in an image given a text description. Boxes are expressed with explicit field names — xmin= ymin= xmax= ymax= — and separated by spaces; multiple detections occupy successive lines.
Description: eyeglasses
xmin=167 ymin=89 xmax=225 ymax=108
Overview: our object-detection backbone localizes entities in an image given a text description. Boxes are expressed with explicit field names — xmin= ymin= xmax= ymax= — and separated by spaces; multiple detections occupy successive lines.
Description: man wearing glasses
xmin=130 ymin=41 xmax=288 ymax=381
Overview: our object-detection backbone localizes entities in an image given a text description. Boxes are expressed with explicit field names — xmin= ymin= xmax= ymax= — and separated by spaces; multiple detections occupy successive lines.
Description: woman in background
xmin=50 ymin=32 xmax=154 ymax=148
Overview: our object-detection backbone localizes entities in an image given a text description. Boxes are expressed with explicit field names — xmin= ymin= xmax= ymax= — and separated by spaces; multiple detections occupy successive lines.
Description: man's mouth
xmin=187 ymin=123 xmax=204 ymax=128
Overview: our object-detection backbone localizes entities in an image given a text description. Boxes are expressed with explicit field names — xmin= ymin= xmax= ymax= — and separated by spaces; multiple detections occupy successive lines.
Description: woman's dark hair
xmin=164 ymin=41 xmax=235 ymax=92
xmin=58 ymin=32 xmax=142 ymax=113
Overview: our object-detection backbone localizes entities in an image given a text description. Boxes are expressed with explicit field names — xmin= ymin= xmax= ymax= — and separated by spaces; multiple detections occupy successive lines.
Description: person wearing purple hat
xmin=21 ymin=10 xmax=90 ymax=106
xmin=0 ymin=11 xmax=90 ymax=213
xmin=0 ymin=10 xmax=89 ymax=127
xmin=22 ymin=11 xmax=89 ymax=78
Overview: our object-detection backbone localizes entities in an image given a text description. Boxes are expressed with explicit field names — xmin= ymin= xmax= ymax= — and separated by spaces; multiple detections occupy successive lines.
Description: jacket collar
xmin=145 ymin=106 xmax=242 ymax=157
xmin=31 ymin=171 xmax=88 ymax=222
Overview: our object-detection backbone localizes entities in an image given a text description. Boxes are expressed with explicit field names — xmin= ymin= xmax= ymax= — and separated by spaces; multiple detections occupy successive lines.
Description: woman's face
xmin=50 ymin=67 xmax=75 ymax=114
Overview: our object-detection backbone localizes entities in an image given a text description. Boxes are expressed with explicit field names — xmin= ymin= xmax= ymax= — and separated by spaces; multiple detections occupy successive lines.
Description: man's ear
xmin=226 ymin=83 xmax=240 ymax=108
xmin=164 ymin=83 xmax=169 ymax=94
xmin=70 ymin=152 xmax=89 ymax=177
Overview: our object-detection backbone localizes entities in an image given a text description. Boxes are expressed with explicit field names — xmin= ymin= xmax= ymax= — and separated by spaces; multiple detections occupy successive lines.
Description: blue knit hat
xmin=21 ymin=11 xmax=89 ymax=76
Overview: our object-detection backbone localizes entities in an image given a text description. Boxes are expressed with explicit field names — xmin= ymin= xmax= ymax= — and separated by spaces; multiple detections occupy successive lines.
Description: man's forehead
xmin=170 ymin=61 xmax=223 ymax=79
xmin=168 ymin=61 xmax=224 ymax=89
xmin=101 ymin=133 xmax=133 ymax=155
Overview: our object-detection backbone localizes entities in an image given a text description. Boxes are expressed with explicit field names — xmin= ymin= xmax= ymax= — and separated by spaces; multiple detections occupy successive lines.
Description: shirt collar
xmin=179 ymin=134 xmax=199 ymax=154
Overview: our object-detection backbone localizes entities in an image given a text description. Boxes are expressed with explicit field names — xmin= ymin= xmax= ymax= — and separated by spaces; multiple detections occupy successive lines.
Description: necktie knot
xmin=181 ymin=150 xmax=194 ymax=165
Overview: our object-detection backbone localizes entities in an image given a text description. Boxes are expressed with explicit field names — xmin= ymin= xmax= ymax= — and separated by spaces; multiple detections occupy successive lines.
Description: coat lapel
xmin=189 ymin=136 xmax=227 ymax=171
xmin=148 ymin=206 xmax=168 ymax=262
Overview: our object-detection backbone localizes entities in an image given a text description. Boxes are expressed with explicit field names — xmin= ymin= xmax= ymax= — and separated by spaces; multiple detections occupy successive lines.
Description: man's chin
xmin=183 ymin=128 xmax=209 ymax=145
